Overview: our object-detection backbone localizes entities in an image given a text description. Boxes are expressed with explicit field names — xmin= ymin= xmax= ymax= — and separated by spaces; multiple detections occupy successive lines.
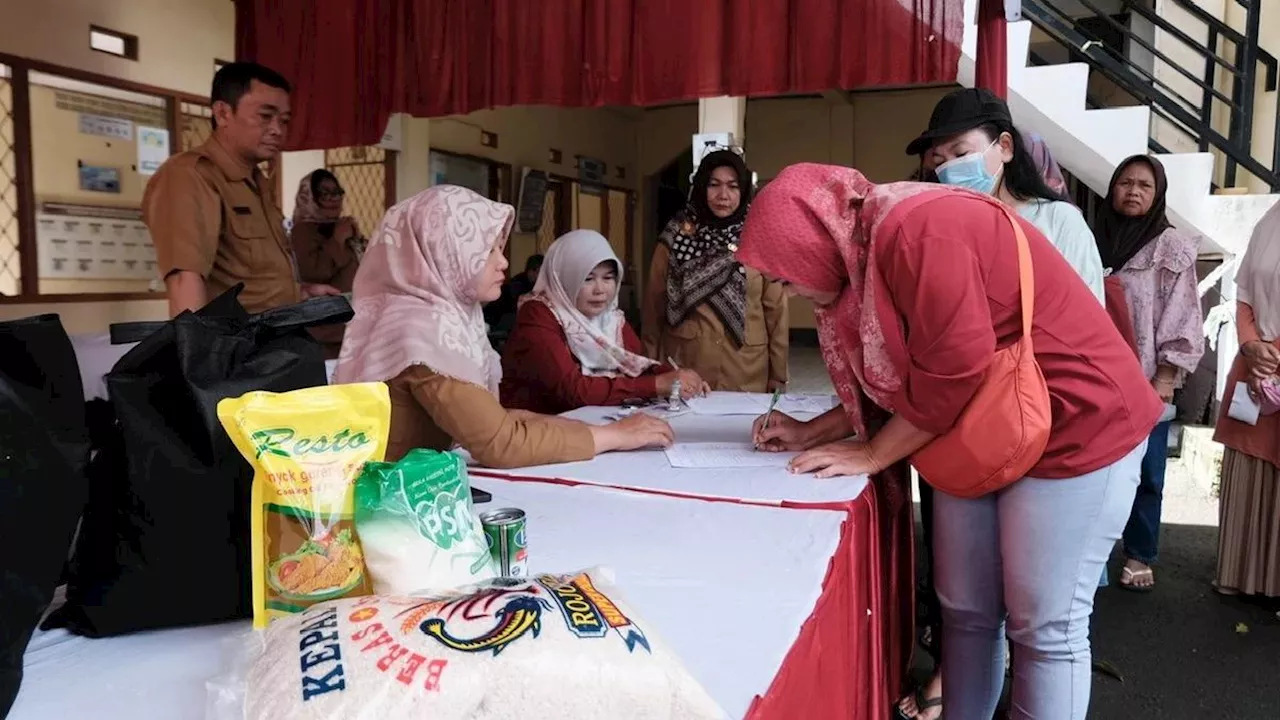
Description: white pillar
xmin=693 ymin=96 xmax=746 ymax=170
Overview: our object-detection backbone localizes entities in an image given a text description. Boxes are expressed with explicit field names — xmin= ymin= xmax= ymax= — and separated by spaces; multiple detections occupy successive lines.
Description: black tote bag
xmin=44 ymin=286 xmax=353 ymax=638
xmin=0 ymin=315 xmax=90 ymax=716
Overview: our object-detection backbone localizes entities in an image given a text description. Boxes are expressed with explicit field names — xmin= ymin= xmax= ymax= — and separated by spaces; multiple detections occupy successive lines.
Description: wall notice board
xmin=36 ymin=203 xmax=158 ymax=280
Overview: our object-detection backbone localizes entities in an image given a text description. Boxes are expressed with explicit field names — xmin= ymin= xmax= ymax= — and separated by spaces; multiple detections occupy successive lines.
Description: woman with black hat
xmin=910 ymin=88 xmax=1104 ymax=303
xmin=641 ymin=149 xmax=789 ymax=392
xmin=896 ymin=88 xmax=1109 ymax=720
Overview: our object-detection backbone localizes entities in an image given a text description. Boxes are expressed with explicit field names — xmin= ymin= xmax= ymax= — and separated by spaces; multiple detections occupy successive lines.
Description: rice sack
xmin=218 ymin=383 xmax=391 ymax=629
xmin=244 ymin=569 xmax=724 ymax=720
xmin=355 ymin=449 xmax=497 ymax=595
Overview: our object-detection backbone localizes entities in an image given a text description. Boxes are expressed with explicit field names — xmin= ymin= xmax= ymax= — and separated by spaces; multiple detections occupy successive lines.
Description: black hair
xmin=210 ymin=62 xmax=292 ymax=130
xmin=690 ymin=149 xmax=753 ymax=227
xmin=973 ymin=122 xmax=1067 ymax=203
xmin=525 ymin=254 xmax=545 ymax=272
xmin=308 ymin=169 xmax=341 ymax=198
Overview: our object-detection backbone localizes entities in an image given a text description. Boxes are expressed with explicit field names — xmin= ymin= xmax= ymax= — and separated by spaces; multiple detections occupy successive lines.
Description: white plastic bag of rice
xmin=354 ymin=449 xmax=497 ymax=595
xmin=231 ymin=568 xmax=724 ymax=720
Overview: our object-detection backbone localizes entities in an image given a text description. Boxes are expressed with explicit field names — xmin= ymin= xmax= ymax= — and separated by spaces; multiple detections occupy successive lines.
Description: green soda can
xmin=480 ymin=508 xmax=528 ymax=578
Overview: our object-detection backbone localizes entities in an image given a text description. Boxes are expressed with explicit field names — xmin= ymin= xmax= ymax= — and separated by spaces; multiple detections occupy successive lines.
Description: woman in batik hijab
xmin=641 ymin=150 xmax=788 ymax=392
xmin=739 ymin=163 xmax=1161 ymax=720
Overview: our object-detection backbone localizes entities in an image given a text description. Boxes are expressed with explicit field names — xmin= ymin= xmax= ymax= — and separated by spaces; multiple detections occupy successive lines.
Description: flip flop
xmin=1119 ymin=566 xmax=1155 ymax=593
xmin=894 ymin=688 xmax=943 ymax=720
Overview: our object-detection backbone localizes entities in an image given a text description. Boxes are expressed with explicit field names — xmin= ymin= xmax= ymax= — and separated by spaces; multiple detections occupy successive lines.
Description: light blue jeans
xmin=933 ymin=441 xmax=1145 ymax=720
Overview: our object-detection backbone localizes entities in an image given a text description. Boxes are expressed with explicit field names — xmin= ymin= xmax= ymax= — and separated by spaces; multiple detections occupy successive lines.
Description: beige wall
xmin=1153 ymin=0 xmax=1278 ymax=193
xmin=0 ymin=0 xmax=231 ymax=330
xmin=0 ymin=0 xmax=233 ymax=97
xmin=428 ymin=107 xmax=641 ymax=189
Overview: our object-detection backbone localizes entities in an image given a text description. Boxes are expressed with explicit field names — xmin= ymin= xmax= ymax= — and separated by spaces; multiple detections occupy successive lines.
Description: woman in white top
xmin=910 ymin=88 xmax=1104 ymax=302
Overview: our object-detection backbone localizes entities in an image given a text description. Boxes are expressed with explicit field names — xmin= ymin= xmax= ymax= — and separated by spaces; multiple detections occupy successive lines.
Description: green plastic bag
xmin=354 ymin=449 xmax=497 ymax=595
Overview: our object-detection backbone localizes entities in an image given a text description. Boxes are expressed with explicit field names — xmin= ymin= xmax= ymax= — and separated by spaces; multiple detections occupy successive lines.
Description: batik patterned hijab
xmin=660 ymin=150 xmax=753 ymax=345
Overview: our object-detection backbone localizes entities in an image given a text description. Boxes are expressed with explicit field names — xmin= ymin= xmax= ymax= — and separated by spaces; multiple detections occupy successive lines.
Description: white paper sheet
xmin=664 ymin=442 xmax=797 ymax=468
xmin=686 ymin=391 xmax=836 ymax=416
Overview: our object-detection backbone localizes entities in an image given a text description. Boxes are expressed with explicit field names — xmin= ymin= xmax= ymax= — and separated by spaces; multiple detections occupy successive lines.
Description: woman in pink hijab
xmin=334 ymin=185 xmax=673 ymax=467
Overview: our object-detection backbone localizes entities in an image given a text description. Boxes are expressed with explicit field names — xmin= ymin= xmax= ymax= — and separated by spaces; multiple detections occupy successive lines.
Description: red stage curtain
xmin=236 ymin=0 xmax=965 ymax=151
xmin=975 ymin=0 xmax=1008 ymax=98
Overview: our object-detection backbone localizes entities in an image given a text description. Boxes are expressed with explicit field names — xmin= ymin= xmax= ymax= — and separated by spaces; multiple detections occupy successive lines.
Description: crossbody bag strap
xmin=998 ymin=206 xmax=1036 ymax=340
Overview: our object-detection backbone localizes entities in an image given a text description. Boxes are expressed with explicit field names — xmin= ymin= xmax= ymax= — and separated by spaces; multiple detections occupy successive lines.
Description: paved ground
xmin=787 ymin=346 xmax=1280 ymax=718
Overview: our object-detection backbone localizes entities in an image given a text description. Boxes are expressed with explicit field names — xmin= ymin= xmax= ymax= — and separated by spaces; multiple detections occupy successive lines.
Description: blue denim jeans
xmin=1122 ymin=421 xmax=1171 ymax=564
xmin=933 ymin=441 xmax=1145 ymax=720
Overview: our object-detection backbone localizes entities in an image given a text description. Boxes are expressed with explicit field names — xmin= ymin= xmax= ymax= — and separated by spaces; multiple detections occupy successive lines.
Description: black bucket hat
xmin=905 ymin=87 xmax=1013 ymax=156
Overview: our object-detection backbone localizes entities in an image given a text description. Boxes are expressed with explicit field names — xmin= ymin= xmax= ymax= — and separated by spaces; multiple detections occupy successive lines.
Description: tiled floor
xmin=785 ymin=344 xmax=835 ymax=394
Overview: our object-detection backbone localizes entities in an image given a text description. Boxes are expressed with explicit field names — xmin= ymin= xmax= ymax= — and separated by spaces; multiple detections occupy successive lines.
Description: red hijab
xmin=736 ymin=164 xmax=942 ymax=438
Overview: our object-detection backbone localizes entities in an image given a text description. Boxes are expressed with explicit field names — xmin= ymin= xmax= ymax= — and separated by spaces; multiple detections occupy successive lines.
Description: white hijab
xmin=1237 ymin=201 xmax=1280 ymax=341
xmin=528 ymin=230 xmax=657 ymax=377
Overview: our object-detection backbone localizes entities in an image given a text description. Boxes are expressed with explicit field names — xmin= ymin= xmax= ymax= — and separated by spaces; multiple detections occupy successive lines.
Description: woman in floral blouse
xmin=1093 ymin=154 xmax=1205 ymax=591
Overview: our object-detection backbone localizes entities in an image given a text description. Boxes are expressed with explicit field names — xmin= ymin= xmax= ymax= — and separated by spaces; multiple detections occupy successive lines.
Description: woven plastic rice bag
xmin=218 ymin=383 xmax=391 ymax=629
xmin=231 ymin=568 xmax=724 ymax=720
xmin=355 ymin=449 xmax=497 ymax=595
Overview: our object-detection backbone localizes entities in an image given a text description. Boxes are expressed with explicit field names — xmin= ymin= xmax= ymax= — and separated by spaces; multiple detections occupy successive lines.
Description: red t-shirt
xmin=499 ymin=300 xmax=664 ymax=415
xmin=874 ymin=193 xmax=1162 ymax=479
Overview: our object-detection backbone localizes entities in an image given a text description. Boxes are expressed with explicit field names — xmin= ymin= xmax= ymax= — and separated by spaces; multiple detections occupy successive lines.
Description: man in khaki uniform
xmin=143 ymin=62 xmax=339 ymax=317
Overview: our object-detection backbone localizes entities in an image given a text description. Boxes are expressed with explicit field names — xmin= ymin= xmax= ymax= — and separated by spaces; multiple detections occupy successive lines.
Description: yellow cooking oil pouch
xmin=217 ymin=382 xmax=391 ymax=629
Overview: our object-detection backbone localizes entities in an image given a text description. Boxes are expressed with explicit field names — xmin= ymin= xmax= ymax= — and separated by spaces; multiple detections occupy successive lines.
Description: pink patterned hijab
xmin=333 ymin=186 xmax=514 ymax=394
xmin=736 ymin=163 xmax=941 ymax=437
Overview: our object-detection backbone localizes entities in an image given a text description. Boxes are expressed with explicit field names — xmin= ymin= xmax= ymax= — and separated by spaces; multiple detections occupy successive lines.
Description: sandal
xmin=894 ymin=688 xmax=943 ymax=720
xmin=1119 ymin=566 xmax=1155 ymax=593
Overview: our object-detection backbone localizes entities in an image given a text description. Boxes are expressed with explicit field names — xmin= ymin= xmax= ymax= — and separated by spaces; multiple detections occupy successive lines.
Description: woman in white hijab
xmin=501 ymin=230 xmax=708 ymax=414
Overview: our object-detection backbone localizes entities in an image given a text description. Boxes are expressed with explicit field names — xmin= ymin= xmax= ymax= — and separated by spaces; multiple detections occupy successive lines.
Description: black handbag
xmin=0 ymin=315 xmax=90 ymax=716
xmin=44 ymin=286 xmax=353 ymax=637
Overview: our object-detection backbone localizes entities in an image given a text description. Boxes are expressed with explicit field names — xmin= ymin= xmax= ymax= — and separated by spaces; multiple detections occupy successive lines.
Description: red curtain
xmin=975 ymin=0 xmax=1008 ymax=98
xmin=236 ymin=0 xmax=965 ymax=151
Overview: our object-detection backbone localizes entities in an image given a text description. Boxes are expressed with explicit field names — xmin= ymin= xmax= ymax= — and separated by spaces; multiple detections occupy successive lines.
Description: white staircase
xmin=956 ymin=0 xmax=1277 ymax=257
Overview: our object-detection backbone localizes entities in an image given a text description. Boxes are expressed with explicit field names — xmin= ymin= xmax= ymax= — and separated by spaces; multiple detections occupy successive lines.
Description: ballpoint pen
xmin=755 ymin=388 xmax=782 ymax=449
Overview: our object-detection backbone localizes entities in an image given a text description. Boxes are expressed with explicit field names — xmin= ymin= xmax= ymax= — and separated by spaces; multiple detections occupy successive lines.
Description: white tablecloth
xmin=473 ymin=406 xmax=870 ymax=505
xmin=14 ymin=477 xmax=844 ymax=719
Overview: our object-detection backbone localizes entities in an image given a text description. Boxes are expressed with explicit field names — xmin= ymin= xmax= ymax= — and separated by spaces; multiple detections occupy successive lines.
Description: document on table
xmin=663 ymin=442 xmax=797 ymax=469
xmin=686 ymin=391 xmax=837 ymax=416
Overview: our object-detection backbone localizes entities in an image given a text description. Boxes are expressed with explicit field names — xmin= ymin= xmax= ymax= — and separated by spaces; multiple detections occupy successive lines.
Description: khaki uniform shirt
xmin=142 ymin=136 xmax=300 ymax=314
xmin=641 ymin=243 xmax=789 ymax=392
xmin=387 ymin=366 xmax=595 ymax=468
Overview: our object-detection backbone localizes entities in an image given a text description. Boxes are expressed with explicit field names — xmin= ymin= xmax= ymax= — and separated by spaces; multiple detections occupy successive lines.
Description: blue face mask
xmin=935 ymin=140 xmax=1001 ymax=195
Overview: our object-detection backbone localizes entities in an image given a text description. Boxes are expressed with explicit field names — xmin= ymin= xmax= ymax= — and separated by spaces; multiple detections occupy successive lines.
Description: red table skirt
xmin=472 ymin=468 xmax=915 ymax=720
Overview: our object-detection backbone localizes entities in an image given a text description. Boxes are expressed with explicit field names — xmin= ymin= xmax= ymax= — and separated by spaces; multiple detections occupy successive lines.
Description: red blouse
xmin=499 ymin=300 xmax=666 ymax=415
xmin=875 ymin=193 xmax=1163 ymax=479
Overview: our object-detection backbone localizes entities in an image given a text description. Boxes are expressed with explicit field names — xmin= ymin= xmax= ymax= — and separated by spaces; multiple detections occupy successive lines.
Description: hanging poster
xmin=137 ymin=126 xmax=171 ymax=175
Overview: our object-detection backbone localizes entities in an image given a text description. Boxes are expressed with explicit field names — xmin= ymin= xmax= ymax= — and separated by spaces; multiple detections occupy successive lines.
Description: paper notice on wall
xmin=36 ymin=211 xmax=156 ymax=280
xmin=78 ymin=113 xmax=133 ymax=141
xmin=137 ymin=126 xmax=170 ymax=175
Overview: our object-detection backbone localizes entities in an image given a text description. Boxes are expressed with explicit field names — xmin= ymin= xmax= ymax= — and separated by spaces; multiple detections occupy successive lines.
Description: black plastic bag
xmin=44 ymin=286 xmax=353 ymax=638
xmin=0 ymin=315 xmax=90 ymax=716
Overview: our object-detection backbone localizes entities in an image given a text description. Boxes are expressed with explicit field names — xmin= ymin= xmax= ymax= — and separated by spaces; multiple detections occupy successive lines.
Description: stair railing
xmin=1022 ymin=0 xmax=1279 ymax=191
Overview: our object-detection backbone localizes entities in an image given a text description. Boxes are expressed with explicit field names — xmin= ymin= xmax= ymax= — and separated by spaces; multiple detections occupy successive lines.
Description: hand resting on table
xmin=590 ymin=412 xmax=675 ymax=454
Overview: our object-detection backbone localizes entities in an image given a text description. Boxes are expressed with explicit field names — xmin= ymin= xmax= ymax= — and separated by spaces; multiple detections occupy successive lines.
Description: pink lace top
xmin=1111 ymin=227 xmax=1205 ymax=384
